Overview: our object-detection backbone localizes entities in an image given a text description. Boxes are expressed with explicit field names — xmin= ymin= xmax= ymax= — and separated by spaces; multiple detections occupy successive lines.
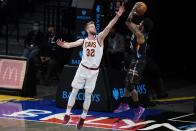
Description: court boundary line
xmin=168 ymin=113 xmax=196 ymax=124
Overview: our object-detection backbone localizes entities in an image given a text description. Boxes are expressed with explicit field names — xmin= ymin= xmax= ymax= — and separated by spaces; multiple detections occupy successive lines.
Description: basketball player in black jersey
xmin=114 ymin=2 xmax=154 ymax=122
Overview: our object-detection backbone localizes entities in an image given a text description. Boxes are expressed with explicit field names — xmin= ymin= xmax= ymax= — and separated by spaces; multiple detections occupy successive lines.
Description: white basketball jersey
xmin=81 ymin=36 xmax=103 ymax=68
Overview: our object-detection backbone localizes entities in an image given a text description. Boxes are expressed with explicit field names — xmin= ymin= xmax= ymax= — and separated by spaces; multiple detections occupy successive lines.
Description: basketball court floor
xmin=0 ymin=82 xmax=196 ymax=131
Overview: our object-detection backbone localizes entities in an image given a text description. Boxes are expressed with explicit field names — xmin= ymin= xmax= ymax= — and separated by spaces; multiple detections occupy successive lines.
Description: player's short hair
xmin=84 ymin=21 xmax=95 ymax=30
xmin=143 ymin=18 xmax=154 ymax=33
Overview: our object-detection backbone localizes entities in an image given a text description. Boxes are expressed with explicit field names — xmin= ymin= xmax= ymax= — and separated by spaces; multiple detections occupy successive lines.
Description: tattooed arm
xmin=125 ymin=3 xmax=145 ymax=45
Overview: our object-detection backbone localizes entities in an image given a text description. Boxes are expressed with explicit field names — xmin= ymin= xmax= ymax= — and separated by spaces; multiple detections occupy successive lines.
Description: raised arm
xmin=56 ymin=39 xmax=83 ymax=48
xmin=125 ymin=3 xmax=144 ymax=45
xmin=98 ymin=5 xmax=125 ymax=44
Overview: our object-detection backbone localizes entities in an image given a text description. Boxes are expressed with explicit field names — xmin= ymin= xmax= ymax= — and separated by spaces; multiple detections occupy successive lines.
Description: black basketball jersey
xmin=129 ymin=33 xmax=148 ymax=60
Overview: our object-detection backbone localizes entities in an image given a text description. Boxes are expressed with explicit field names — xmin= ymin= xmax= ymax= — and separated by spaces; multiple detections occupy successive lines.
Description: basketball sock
xmin=66 ymin=88 xmax=79 ymax=115
xmin=66 ymin=109 xmax=71 ymax=115
xmin=81 ymin=110 xmax=88 ymax=119
xmin=81 ymin=91 xmax=92 ymax=119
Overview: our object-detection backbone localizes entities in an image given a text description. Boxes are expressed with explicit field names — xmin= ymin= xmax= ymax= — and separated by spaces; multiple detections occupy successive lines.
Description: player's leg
xmin=114 ymin=73 xmax=131 ymax=113
xmin=114 ymin=60 xmax=140 ymax=113
xmin=63 ymin=88 xmax=79 ymax=124
xmin=77 ymin=88 xmax=94 ymax=129
xmin=66 ymin=88 xmax=79 ymax=115
xmin=81 ymin=89 xmax=93 ymax=119
xmin=129 ymin=61 xmax=146 ymax=122
xmin=127 ymin=72 xmax=145 ymax=122
xmin=77 ymin=70 xmax=98 ymax=129
xmin=63 ymin=66 xmax=85 ymax=125
xmin=128 ymin=69 xmax=140 ymax=106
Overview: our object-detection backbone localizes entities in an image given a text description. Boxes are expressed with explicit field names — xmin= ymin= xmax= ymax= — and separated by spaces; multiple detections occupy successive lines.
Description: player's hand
xmin=131 ymin=2 xmax=141 ymax=15
xmin=116 ymin=3 xmax=125 ymax=17
xmin=133 ymin=2 xmax=141 ymax=10
xmin=56 ymin=39 xmax=65 ymax=47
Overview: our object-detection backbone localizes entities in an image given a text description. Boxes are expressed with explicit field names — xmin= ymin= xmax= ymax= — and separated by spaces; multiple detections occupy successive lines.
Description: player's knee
xmin=125 ymin=76 xmax=140 ymax=92
xmin=129 ymin=84 xmax=136 ymax=92
xmin=70 ymin=88 xmax=79 ymax=97
xmin=125 ymin=79 xmax=134 ymax=92
xmin=132 ymin=75 xmax=141 ymax=83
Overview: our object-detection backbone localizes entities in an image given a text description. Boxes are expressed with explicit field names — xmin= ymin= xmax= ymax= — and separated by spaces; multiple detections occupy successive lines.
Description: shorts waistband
xmin=81 ymin=63 xmax=99 ymax=70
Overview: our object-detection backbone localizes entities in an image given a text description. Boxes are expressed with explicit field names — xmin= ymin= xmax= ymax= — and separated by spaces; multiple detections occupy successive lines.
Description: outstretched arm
xmin=98 ymin=4 xmax=125 ymax=44
xmin=56 ymin=39 xmax=83 ymax=48
xmin=125 ymin=3 xmax=144 ymax=45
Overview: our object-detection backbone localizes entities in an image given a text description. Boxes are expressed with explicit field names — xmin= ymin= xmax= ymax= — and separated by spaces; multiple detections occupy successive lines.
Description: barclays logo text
xmin=96 ymin=5 xmax=101 ymax=13
xmin=112 ymin=84 xmax=147 ymax=100
xmin=76 ymin=16 xmax=91 ymax=20
xmin=95 ymin=4 xmax=101 ymax=33
xmin=136 ymin=84 xmax=147 ymax=95
xmin=113 ymin=88 xmax=119 ymax=100
xmin=113 ymin=87 xmax=125 ymax=101
xmin=71 ymin=59 xmax=81 ymax=65
xmin=81 ymin=10 xmax=87 ymax=15
xmin=62 ymin=91 xmax=101 ymax=103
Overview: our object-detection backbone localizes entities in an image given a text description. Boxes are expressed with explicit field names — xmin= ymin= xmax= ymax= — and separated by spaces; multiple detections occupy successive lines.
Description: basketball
xmin=135 ymin=2 xmax=147 ymax=16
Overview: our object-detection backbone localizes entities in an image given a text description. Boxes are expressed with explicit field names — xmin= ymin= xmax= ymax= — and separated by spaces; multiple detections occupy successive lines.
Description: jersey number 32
xmin=86 ymin=49 xmax=95 ymax=57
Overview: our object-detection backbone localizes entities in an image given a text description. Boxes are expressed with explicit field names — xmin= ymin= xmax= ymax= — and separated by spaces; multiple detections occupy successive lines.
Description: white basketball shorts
xmin=71 ymin=64 xmax=99 ymax=93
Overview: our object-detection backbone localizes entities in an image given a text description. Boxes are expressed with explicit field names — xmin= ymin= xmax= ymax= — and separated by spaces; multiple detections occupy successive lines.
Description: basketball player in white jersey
xmin=56 ymin=5 xmax=124 ymax=129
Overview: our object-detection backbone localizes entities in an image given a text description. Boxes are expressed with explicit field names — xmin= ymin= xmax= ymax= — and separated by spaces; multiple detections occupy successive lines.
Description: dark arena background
xmin=0 ymin=0 xmax=195 ymax=131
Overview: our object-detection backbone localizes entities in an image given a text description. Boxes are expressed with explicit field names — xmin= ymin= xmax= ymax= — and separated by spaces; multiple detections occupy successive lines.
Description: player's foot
xmin=133 ymin=106 xmax=145 ymax=122
xmin=114 ymin=103 xmax=130 ymax=113
xmin=76 ymin=117 xmax=85 ymax=130
xmin=63 ymin=114 xmax=70 ymax=125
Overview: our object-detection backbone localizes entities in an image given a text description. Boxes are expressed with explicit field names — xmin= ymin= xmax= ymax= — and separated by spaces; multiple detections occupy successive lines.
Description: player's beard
xmin=89 ymin=30 xmax=96 ymax=35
